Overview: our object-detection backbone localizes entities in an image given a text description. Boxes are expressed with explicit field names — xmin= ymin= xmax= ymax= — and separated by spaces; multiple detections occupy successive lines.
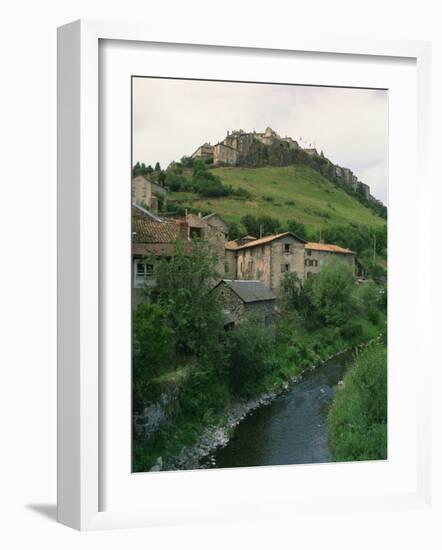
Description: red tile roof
xmin=305 ymin=242 xmax=354 ymax=254
xmin=234 ymin=232 xmax=306 ymax=250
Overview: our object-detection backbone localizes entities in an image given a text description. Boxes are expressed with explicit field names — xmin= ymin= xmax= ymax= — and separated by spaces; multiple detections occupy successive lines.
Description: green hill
xmin=168 ymin=165 xmax=385 ymax=233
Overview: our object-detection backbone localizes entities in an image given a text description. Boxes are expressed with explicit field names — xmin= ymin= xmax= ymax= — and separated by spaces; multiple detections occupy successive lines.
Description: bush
xmin=307 ymin=259 xmax=357 ymax=327
xmin=225 ymin=318 xmax=274 ymax=397
xmin=327 ymin=342 xmax=387 ymax=461
xmin=132 ymin=303 xmax=176 ymax=411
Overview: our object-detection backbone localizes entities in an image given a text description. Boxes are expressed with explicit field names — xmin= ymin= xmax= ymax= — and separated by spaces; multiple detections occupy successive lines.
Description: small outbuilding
xmin=212 ymin=279 xmax=276 ymax=327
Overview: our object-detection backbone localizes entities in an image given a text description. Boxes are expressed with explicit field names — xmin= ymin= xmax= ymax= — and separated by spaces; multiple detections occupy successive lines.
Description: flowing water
xmin=202 ymin=351 xmax=354 ymax=469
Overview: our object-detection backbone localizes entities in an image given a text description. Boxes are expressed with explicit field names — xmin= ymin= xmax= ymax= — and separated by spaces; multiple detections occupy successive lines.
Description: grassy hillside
xmin=168 ymin=165 xmax=385 ymax=232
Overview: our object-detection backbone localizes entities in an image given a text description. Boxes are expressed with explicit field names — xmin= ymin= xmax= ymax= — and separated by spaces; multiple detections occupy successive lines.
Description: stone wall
xmin=213 ymin=143 xmax=238 ymax=166
xmin=213 ymin=283 xmax=245 ymax=324
xmin=213 ymin=282 xmax=276 ymax=325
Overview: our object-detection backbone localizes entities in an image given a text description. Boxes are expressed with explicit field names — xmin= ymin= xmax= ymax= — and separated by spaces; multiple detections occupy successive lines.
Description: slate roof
xmin=216 ymin=280 xmax=276 ymax=303
xmin=305 ymin=242 xmax=355 ymax=255
xmin=234 ymin=232 xmax=306 ymax=250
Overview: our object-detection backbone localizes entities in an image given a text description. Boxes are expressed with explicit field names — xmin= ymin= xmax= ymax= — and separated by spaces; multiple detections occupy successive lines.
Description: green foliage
xmin=308 ymin=259 xmax=357 ymax=327
xmin=224 ymin=318 xmax=274 ymax=397
xmin=287 ymin=219 xmax=307 ymax=239
xmin=154 ymin=161 xmax=161 ymax=171
xmin=170 ymin=164 xmax=385 ymax=233
xmin=132 ymin=303 xmax=175 ymax=412
xmin=240 ymin=214 xmax=283 ymax=237
xmin=157 ymin=170 xmax=166 ymax=186
xmin=279 ymin=272 xmax=304 ymax=311
xmin=227 ymin=221 xmax=244 ymax=240
xmin=133 ymin=162 xmax=154 ymax=177
xmin=327 ymin=342 xmax=387 ymax=461
xmin=146 ymin=240 xmax=225 ymax=361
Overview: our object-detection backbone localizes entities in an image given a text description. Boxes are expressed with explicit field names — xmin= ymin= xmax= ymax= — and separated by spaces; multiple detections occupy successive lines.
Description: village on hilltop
xmin=191 ymin=127 xmax=381 ymax=205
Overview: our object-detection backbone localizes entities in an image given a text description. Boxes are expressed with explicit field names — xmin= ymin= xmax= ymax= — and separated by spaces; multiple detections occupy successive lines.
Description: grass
xmin=327 ymin=341 xmax=387 ymax=461
xmin=168 ymin=165 xmax=386 ymax=231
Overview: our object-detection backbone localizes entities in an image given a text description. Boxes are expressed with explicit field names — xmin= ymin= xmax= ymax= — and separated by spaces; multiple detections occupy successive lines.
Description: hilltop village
xmin=191 ymin=127 xmax=381 ymax=206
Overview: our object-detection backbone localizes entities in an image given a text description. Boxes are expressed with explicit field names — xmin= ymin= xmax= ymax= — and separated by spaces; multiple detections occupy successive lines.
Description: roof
xmin=305 ymin=242 xmax=354 ymax=254
xmin=201 ymin=212 xmax=227 ymax=225
xmin=234 ymin=232 xmax=306 ymax=250
xmin=215 ymin=280 xmax=276 ymax=303
xmin=132 ymin=205 xmax=183 ymax=244
xmin=225 ymin=240 xmax=240 ymax=250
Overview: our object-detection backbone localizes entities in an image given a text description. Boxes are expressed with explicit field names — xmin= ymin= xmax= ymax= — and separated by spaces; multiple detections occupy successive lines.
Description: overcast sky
xmin=133 ymin=78 xmax=388 ymax=204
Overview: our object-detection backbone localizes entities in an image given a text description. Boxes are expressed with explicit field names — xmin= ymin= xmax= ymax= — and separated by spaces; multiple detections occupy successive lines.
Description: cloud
xmin=133 ymin=78 xmax=388 ymax=204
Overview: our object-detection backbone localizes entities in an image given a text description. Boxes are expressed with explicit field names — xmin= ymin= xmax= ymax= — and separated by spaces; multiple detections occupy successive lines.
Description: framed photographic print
xmin=57 ymin=19 xmax=432 ymax=530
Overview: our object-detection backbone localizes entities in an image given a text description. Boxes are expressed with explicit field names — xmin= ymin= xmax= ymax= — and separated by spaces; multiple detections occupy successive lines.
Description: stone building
xmin=132 ymin=175 xmax=167 ymax=214
xmin=190 ymin=126 xmax=380 ymax=206
xmin=225 ymin=232 xmax=357 ymax=291
xmin=213 ymin=142 xmax=239 ymax=166
xmin=304 ymin=242 xmax=356 ymax=280
xmin=225 ymin=232 xmax=307 ymax=291
xmin=185 ymin=212 xmax=228 ymax=275
xmin=131 ymin=204 xmax=190 ymax=307
xmin=191 ymin=142 xmax=213 ymax=160
xmin=212 ymin=279 xmax=276 ymax=327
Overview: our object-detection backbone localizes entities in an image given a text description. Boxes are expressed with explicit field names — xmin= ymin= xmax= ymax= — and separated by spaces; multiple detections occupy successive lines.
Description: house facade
xmin=132 ymin=175 xmax=167 ymax=214
xmin=131 ymin=204 xmax=190 ymax=306
xmin=225 ymin=233 xmax=356 ymax=291
xmin=304 ymin=242 xmax=356 ymax=280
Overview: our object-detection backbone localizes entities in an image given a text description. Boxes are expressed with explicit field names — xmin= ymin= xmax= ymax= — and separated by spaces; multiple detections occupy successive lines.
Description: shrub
xmin=225 ymin=318 xmax=273 ymax=397
xmin=327 ymin=342 xmax=387 ymax=461
xmin=132 ymin=303 xmax=176 ymax=411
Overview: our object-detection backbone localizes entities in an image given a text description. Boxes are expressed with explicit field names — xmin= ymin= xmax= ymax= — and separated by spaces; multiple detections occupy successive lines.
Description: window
xmin=134 ymin=260 xmax=153 ymax=288
xmin=189 ymin=227 xmax=202 ymax=239
xmin=281 ymin=263 xmax=290 ymax=272
xmin=306 ymin=271 xmax=312 ymax=279
xmin=313 ymin=259 xmax=318 ymax=267
xmin=247 ymin=260 xmax=254 ymax=272
xmin=307 ymin=250 xmax=312 ymax=256
xmin=284 ymin=243 xmax=291 ymax=253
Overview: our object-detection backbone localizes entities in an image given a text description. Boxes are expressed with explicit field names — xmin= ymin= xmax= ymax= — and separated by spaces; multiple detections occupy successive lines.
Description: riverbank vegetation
xmin=327 ymin=342 xmax=387 ymax=461
xmin=132 ymin=239 xmax=387 ymax=472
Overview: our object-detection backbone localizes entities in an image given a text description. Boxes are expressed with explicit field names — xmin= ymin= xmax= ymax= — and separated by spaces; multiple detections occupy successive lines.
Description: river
xmin=201 ymin=350 xmax=354 ymax=469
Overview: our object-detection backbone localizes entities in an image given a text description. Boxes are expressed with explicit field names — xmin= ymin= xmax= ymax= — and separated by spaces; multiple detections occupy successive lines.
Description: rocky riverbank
xmin=155 ymin=347 xmax=356 ymax=471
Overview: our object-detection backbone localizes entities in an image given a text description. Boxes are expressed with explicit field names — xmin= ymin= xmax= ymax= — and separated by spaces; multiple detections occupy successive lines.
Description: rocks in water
xmin=150 ymin=456 xmax=163 ymax=472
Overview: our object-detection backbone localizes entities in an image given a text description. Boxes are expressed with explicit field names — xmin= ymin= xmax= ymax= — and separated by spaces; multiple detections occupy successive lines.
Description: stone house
xmin=212 ymin=279 xmax=276 ymax=327
xmin=225 ymin=232 xmax=307 ymax=291
xmin=131 ymin=204 xmax=189 ymax=307
xmin=132 ymin=175 xmax=167 ymax=214
xmin=225 ymin=233 xmax=357 ymax=291
xmin=191 ymin=142 xmax=213 ymax=160
xmin=304 ymin=242 xmax=356 ymax=280
xmin=185 ymin=212 xmax=228 ymax=275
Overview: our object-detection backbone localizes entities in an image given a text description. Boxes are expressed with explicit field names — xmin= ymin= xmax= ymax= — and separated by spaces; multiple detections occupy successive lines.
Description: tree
xmin=146 ymin=239 xmax=225 ymax=360
xmin=287 ymin=219 xmax=307 ymax=240
xmin=154 ymin=161 xmax=161 ymax=172
xmin=132 ymin=303 xmax=175 ymax=411
xmin=158 ymin=171 xmax=166 ymax=186
xmin=308 ymin=259 xmax=356 ymax=327
xmin=279 ymin=272 xmax=304 ymax=311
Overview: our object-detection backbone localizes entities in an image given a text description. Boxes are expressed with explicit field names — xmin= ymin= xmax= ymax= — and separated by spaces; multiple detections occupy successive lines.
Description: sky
xmin=133 ymin=78 xmax=388 ymax=205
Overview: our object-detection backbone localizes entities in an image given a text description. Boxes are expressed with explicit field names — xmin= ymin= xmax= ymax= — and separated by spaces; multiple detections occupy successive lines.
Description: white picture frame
xmin=57 ymin=19 xmax=432 ymax=531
